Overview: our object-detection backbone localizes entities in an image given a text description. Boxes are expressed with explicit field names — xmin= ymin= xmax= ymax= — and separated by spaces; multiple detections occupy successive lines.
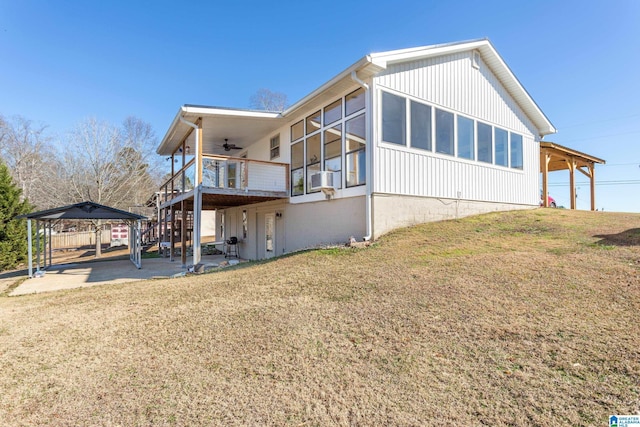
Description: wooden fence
xmin=49 ymin=230 xmax=112 ymax=249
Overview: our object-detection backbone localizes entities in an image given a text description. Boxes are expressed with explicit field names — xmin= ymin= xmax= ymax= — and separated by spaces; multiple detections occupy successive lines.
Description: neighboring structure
xmin=156 ymin=39 xmax=558 ymax=265
xmin=540 ymin=141 xmax=605 ymax=210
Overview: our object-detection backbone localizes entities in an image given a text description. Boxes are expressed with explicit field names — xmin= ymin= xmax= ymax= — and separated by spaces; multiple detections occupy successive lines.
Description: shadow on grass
xmin=594 ymin=228 xmax=640 ymax=247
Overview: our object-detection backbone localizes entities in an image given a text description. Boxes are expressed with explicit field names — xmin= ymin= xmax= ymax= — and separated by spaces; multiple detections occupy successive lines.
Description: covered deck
xmin=540 ymin=141 xmax=605 ymax=210
xmin=156 ymin=107 xmax=290 ymax=267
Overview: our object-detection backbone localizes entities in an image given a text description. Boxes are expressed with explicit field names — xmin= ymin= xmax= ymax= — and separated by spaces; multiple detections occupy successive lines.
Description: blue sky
xmin=1 ymin=0 xmax=639 ymax=212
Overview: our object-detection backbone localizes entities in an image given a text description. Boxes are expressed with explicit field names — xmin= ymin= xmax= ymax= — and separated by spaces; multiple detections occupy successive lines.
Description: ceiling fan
xmin=219 ymin=138 xmax=243 ymax=151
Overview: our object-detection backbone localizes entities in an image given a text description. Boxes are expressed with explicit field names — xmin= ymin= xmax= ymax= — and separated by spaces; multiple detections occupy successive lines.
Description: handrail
xmin=202 ymin=154 xmax=289 ymax=168
xmin=159 ymin=158 xmax=195 ymax=190
xmin=160 ymin=156 xmax=289 ymax=204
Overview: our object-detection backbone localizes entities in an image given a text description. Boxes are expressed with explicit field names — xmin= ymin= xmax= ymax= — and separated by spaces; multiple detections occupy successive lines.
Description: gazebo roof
xmin=18 ymin=201 xmax=147 ymax=221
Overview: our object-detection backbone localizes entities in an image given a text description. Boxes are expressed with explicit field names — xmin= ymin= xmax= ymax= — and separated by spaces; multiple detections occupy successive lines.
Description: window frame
xmin=269 ymin=134 xmax=280 ymax=160
xmin=510 ymin=132 xmax=524 ymax=170
xmin=289 ymin=89 xmax=367 ymax=197
xmin=435 ymin=108 xmax=455 ymax=156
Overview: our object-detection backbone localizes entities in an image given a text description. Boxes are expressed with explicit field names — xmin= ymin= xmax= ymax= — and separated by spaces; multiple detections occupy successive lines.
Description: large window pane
xmin=291 ymin=142 xmax=303 ymax=169
xmin=382 ymin=92 xmax=406 ymax=145
xmin=346 ymin=115 xmax=365 ymax=152
xmin=495 ymin=128 xmax=508 ymax=166
xmin=291 ymin=168 xmax=304 ymax=196
xmin=345 ymin=88 xmax=365 ymax=116
xmin=324 ymin=99 xmax=342 ymax=125
xmin=477 ymin=122 xmax=493 ymax=163
xmin=435 ymin=109 xmax=454 ymax=155
xmin=411 ymin=101 xmax=431 ymax=151
xmin=306 ymin=110 xmax=321 ymax=135
xmin=291 ymin=120 xmax=303 ymax=141
xmin=325 ymin=156 xmax=342 ymax=189
xmin=510 ymin=133 xmax=523 ymax=169
xmin=324 ymin=125 xmax=342 ymax=159
xmin=346 ymin=149 xmax=366 ymax=187
xmin=457 ymin=116 xmax=474 ymax=160
xmin=306 ymin=163 xmax=321 ymax=193
xmin=306 ymin=133 xmax=321 ymax=165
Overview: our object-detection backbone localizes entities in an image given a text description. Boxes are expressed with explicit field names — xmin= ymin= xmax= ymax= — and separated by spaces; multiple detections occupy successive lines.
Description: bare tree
xmin=249 ymin=88 xmax=289 ymax=111
xmin=61 ymin=117 xmax=160 ymax=256
xmin=0 ymin=115 xmax=60 ymax=209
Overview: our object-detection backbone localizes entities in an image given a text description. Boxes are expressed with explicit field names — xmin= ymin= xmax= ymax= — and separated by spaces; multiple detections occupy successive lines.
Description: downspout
xmin=351 ymin=71 xmax=373 ymax=241
xmin=178 ymin=115 xmax=202 ymax=266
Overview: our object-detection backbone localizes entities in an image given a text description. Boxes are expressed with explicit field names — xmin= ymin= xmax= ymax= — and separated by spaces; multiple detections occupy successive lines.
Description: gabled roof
xmin=367 ymin=39 xmax=556 ymax=136
xmin=18 ymin=201 xmax=147 ymax=221
xmin=157 ymin=38 xmax=555 ymax=155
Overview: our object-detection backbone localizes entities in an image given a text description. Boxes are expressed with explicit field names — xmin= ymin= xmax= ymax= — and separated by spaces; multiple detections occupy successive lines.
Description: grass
xmin=0 ymin=208 xmax=639 ymax=426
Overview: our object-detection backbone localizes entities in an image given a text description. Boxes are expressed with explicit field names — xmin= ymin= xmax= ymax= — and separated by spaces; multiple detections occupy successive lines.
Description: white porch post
xmin=27 ymin=219 xmax=33 ymax=278
xmin=193 ymin=185 xmax=202 ymax=266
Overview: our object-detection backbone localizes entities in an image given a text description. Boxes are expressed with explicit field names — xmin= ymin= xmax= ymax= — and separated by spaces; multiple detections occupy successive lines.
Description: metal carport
xmin=18 ymin=201 xmax=147 ymax=278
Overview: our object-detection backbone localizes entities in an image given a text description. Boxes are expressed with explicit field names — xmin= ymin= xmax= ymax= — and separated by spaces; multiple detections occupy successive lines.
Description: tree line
xmin=0 ymin=115 xmax=162 ymax=212
xmin=0 ymin=114 xmax=163 ymax=270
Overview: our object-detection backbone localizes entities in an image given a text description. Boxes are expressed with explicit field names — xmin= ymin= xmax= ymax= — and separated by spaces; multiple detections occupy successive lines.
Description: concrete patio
xmin=6 ymin=254 xmax=236 ymax=296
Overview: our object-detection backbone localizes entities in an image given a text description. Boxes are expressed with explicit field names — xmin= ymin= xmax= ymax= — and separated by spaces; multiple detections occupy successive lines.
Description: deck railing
xmin=160 ymin=155 xmax=289 ymax=204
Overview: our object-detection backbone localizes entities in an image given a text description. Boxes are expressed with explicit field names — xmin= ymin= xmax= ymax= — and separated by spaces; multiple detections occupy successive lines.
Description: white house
xmin=155 ymin=39 xmax=556 ymax=265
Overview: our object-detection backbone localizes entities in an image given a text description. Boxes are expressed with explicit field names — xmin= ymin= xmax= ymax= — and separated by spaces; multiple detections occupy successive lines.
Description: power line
xmin=548 ymin=180 xmax=640 ymax=187
xmin=558 ymin=112 xmax=640 ymax=130
xmin=600 ymin=162 xmax=640 ymax=167
xmin=558 ymin=129 xmax=640 ymax=144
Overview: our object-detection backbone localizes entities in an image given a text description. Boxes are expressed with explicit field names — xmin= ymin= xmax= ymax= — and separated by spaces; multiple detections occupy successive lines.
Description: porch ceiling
xmin=157 ymin=108 xmax=284 ymax=156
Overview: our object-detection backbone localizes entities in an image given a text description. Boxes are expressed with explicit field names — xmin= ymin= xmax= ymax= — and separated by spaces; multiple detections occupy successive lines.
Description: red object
xmin=540 ymin=195 xmax=556 ymax=208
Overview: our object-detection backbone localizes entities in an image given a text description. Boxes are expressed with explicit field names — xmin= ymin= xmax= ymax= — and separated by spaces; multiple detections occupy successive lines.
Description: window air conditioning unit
xmin=310 ymin=171 xmax=335 ymax=197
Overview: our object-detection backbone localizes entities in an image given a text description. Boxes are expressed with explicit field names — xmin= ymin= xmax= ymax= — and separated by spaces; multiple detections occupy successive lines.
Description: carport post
xmin=36 ymin=220 xmax=40 ymax=271
xmin=27 ymin=219 xmax=33 ymax=278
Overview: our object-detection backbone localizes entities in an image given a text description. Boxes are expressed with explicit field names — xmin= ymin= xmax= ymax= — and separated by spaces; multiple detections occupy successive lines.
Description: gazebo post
xmin=48 ymin=221 xmax=52 ymax=268
xmin=27 ymin=219 xmax=33 ymax=278
xmin=42 ymin=220 xmax=46 ymax=268
xmin=36 ymin=220 xmax=40 ymax=272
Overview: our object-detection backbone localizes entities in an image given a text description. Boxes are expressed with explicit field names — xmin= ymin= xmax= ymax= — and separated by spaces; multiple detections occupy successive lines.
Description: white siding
xmin=375 ymin=143 xmax=538 ymax=204
xmin=373 ymin=51 xmax=540 ymax=206
xmin=375 ymin=52 xmax=537 ymax=135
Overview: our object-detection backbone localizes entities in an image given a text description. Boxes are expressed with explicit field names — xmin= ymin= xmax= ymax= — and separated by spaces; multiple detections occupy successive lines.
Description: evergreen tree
xmin=0 ymin=160 xmax=32 ymax=271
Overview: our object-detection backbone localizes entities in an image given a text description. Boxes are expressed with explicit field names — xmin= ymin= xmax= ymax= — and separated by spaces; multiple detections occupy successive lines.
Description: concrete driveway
xmin=7 ymin=255 xmax=231 ymax=296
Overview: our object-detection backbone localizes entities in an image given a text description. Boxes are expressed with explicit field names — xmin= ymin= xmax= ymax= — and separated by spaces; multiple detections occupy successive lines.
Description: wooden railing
xmin=160 ymin=155 xmax=289 ymax=204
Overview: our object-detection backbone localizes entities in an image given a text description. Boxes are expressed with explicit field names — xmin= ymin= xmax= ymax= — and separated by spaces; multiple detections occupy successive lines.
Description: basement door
xmin=265 ymin=213 xmax=275 ymax=259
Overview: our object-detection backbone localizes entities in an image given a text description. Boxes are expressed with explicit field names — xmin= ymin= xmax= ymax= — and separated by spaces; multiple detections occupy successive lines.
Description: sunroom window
xmin=435 ymin=109 xmax=454 ymax=156
xmin=495 ymin=127 xmax=508 ymax=166
xmin=510 ymin=133 xmax=523 ymax=169
xmin=324 ymin=125 xmax=342 ymax=189
xmin=477 ymin=122 xmax=493 ymax=164
xmin=306 ymin=133 xmax=321 ymax=193
xmin=291 ymin=142 xmax=304 ymax=196
xmin=346 ymin=115 xmax=366 ymax=187
xmin=457 ymin=116 xmax=474 ymax=160
xmin=382 ymin=91 xmax=406 ymax=145
xmin=411 ymin=101 xmax=431 ymax=151
xmin=345 ymin=88 xmax=365 ymax=116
